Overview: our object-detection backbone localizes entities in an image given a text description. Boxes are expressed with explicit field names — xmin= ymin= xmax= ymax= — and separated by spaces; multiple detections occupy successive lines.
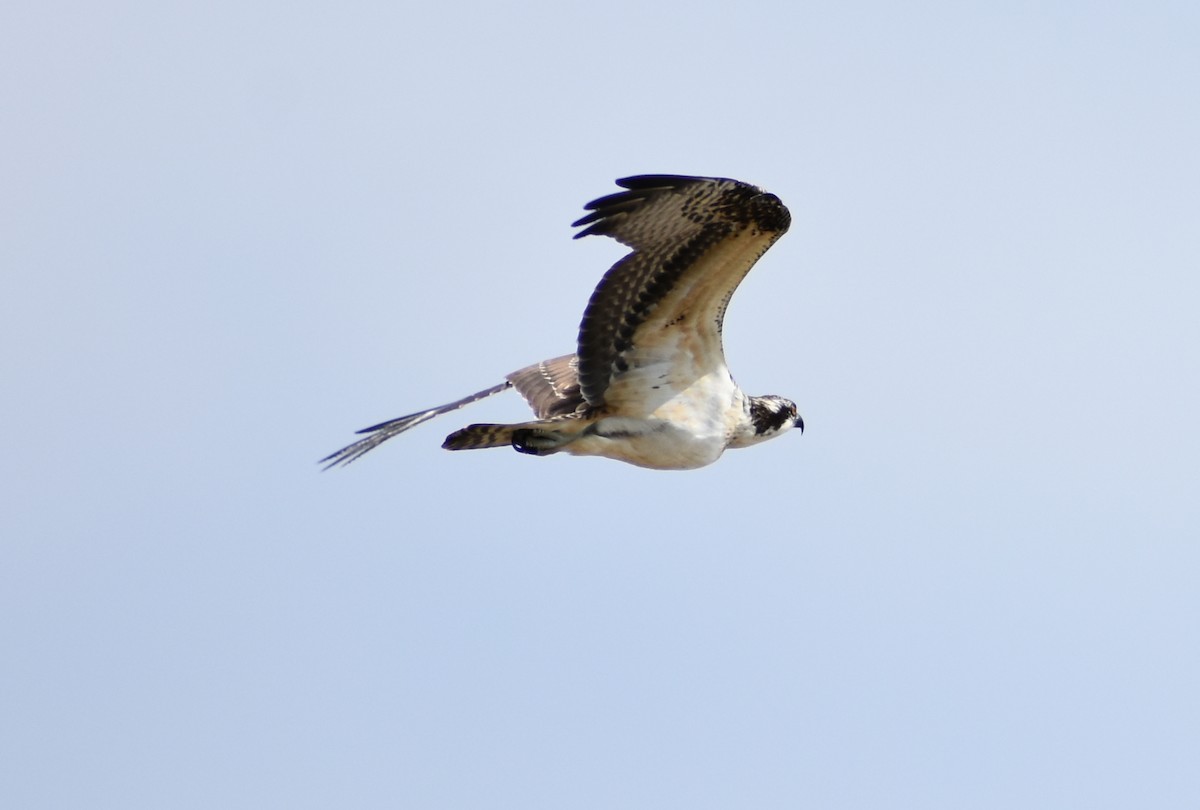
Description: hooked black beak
xmin=794 ymin=414 xmax=805 ymax=434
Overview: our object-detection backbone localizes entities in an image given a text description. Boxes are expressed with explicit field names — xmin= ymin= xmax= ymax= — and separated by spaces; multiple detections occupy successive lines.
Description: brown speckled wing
xmin=505 ymin=354 xmax=585 ymax=419
xmin=571 ymin=175 xmax=791 ymax=407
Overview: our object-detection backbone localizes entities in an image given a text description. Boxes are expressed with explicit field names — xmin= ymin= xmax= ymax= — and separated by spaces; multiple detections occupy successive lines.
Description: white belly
xmin=563 ymin=371 xmax=747 ymax=470
xmin=564 ymin=420 xmax=726 ymax=470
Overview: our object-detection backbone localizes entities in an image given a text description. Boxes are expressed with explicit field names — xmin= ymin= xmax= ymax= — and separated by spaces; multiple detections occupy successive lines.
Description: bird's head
xmin=730 ymin=395 xmax=804 ymax=448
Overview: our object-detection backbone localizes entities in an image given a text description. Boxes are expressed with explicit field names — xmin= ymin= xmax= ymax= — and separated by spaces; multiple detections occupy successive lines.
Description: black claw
xmin=512 ymin=428 xmax=562 ymax=456
xmin=511 ymin=429 xmax=539 ymax=455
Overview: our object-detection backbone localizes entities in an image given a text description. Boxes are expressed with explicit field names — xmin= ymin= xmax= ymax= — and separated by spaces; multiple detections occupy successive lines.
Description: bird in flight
xmin=321 ymin=174 xmax=804 ymax=471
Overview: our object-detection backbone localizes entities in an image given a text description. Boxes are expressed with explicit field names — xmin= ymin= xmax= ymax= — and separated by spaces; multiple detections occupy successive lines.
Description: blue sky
xmin=3 ymin=2 xmax=1199 ymax=808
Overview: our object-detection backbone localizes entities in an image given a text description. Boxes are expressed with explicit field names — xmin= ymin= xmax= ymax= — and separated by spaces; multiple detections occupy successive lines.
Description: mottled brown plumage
xmin=321 ymin=174 xmax=803 ymax=471
xmin=572 ymin=176 xmax=790 ymax=407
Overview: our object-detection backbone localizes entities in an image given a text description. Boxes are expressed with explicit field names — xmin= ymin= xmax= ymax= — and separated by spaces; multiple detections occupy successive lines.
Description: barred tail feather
xmin=442 ymin=423 xmax=520 ymax=451
xmin=443 ymin=418 xmax=586 ymax=455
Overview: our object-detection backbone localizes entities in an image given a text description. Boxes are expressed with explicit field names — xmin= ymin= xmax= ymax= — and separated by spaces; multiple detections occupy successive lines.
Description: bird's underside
xmin=321 ymin=174 xmax=804 ymax=471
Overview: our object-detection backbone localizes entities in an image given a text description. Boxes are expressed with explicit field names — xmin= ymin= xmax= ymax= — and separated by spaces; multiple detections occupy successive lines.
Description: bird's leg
xmin=511 ymin=428 xmax=574 ymax=455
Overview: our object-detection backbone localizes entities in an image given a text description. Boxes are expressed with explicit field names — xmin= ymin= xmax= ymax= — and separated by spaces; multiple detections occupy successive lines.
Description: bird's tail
xmin=443 ymin=419 xmax=585 ymax=456
xmin=441 ymin=423 xmax=521 ymax=450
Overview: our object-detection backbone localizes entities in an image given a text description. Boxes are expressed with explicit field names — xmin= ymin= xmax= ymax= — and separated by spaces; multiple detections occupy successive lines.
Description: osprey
xmin=322 ymin=174 xmax=804 ymax=471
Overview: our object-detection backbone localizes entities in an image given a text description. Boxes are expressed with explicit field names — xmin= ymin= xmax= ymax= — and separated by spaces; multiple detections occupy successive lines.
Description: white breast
xmin=562 ymin=369 xmax=748 ymax=470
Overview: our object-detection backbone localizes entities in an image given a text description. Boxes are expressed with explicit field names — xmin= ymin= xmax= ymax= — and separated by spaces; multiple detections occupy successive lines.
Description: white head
xmin=729 ymin=395 xmax=804 ymax=448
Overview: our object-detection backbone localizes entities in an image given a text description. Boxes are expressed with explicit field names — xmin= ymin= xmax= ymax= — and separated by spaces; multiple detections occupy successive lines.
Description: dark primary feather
xmin=571 ymin=175 xmax=791 ymax=407
xmin=319 ymin=381 xmax=510 ymax=469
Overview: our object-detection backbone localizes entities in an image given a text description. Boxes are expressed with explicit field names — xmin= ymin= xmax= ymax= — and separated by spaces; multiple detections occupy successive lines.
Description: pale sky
xmin=3 ymin=2 xmax=1199 ymax=808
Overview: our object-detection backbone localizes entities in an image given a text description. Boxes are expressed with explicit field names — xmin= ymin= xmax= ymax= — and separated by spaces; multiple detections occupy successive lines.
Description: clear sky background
xmin=3 ymin=2 xmax=1199 ymax=808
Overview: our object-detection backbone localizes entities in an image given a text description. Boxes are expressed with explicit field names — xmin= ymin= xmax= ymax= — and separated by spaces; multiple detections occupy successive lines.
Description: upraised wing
xmin=571 ymin=175 xmax=791 ymax=408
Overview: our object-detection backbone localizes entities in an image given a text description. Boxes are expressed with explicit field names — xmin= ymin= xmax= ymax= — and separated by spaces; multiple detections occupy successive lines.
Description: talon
xmin=512 ymin=428 xmax=559 ymax=455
